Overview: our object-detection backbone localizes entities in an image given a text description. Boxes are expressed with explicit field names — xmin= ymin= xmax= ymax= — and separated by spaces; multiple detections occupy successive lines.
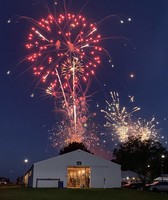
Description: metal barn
xmin=24 ymin=150 xmax=121 ymax=188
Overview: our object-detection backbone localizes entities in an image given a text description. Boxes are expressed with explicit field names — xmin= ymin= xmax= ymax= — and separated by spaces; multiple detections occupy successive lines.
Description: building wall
xmin=28 ymin=167 xmax=34 ymax=187
xmin=24 ymin=166 xmax=34 ymax=187
xmin=91 ymin=165 xmax=121 ymax=188
xmin=30 ymin=150 xmax=121 ymax=188
xmin=121 ymin=170 xmax=142 ymax=183
xmin=33 ymin=161 xmax=67 ymax=188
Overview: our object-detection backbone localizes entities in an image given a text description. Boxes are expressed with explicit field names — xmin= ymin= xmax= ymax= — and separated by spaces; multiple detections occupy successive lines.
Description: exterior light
xmin=161 ymin=155 xmax=165 ymax=181
xmin=24 ymin=159 xmax=28 ymax=163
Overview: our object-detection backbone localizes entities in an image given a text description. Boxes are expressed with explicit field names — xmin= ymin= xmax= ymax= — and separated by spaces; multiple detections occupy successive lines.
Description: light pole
xmin=161 ymin=155 xmax=165 ymax=181
xmin=147 ymin=165 xmax=150 ymax=182
xmin=24 ymin=159 xmax=28 ymax=173
xmin=24 ymin=158 xmax=28 ymax=169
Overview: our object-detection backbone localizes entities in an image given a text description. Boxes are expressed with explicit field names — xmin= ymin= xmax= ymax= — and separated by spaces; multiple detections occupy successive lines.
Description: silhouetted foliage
xmin=113 ymin=136 xmax=168 ymax=185
xmin=59 ymin=142 xmax=91 ymax=155
xmin=0 ymin=177 xmax=10 ymax=184
xmin=16 ymin=176 xmax=22 ymax=184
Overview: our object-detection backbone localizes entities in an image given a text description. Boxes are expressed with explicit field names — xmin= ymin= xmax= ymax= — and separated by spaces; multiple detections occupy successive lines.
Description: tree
xmin=16 ymin=176 xmax=22 ymax=184
xmin=113 ymin=136 xmax=168 ymax=186
xmin=0 ymin=177 xmax=10 ymax=184
xmin=59 ymin=142 xmax=91 ymax=155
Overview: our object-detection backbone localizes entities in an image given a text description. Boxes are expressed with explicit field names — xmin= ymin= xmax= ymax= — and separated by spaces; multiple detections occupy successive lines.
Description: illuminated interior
xmin=67 ymin=167 xmax=90 ymax=188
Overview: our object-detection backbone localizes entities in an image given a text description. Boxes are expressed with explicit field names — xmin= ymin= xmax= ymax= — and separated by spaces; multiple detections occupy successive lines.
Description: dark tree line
xmin=59 ymin=142 xmax=91 ymax=155
xmin=113 ymin=136 xmax=168 ymax=185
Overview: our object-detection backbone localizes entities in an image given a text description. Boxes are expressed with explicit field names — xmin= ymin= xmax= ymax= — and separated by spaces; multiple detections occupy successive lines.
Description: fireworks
xmin=49 ymin=116 xmax=101 ymax=153
xmin=101 ymin=91 xmax=163 ymax=143
xmin=134 ymin=117 xmax=160 ymax=142
xmin=18 ymin=1 xmax=165 ymax=154
xmin=18 ymin=0 xmax=138 ymax=153
xmin=102 ymin=92 xmax=140 ymax=123
xmin=22 ymin=4 xmax=110 ymax=148
xmin=101 ymin=91 xmax=140 ymax=142
xmin=25 ymin=12 xmax=103 ymax=87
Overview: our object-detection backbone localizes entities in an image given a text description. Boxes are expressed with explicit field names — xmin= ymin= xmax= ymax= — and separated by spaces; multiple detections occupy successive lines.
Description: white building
xmin=154 ymin=174 xmax=168 ymax=181
xmin=121 ymin=170 xmax=142 ymax=183
xmin=24 ymin=150 xmax=121 ymax=188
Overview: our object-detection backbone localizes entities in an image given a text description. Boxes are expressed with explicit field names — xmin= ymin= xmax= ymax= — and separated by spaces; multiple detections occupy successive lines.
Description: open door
xmin=67 ymin=167 xmax=90 ymax=188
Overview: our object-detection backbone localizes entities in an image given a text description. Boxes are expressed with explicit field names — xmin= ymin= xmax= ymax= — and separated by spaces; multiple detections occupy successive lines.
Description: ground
xmin=0 ymin=186 xmax=168 ymax=200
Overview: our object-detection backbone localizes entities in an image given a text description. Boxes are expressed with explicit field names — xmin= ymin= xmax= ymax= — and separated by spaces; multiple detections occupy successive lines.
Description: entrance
xmin=67 ymin=167 xmax=90 ymax=188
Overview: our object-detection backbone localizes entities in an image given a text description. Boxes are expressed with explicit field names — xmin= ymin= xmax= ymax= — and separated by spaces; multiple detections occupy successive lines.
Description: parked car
xmin=0 ymin=181 xmax=7 ymax=185
xmin=146 ymin=181 xmax=168 ymax=192
xmin=122 ymin=182 xmax=143 ymax=190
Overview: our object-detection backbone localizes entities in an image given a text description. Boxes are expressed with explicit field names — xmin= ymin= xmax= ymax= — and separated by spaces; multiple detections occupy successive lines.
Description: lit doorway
xmin=67 ymin=167 xmax=90 ymax=188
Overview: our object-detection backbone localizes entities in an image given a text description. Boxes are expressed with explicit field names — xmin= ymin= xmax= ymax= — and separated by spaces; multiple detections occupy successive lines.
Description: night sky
xmin=1 ymin=0 xmax=168 ymax=181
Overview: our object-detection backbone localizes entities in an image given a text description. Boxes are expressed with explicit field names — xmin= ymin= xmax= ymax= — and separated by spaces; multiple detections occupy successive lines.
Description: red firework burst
xmin=25 ymin=12 xmax=103 ymax=90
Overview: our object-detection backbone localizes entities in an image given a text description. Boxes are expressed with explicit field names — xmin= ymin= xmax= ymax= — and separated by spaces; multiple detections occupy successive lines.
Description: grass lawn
xmin=0 ymin=186 xmax=168 ymax=200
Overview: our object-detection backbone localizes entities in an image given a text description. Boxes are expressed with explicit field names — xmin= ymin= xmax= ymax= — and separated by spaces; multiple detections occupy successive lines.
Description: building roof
xmin=155 ymin=174 xmax=168 ymax=181
xmin=34 ymin=149 xmax=121 ymax=167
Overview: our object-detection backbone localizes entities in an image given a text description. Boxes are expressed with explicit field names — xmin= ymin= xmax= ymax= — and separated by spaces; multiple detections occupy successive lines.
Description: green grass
xmin=0 ymin=186 xmax=168 ymax=200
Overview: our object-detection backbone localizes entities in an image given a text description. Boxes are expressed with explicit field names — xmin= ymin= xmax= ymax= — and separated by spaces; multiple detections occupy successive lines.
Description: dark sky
xmin=1 ymin=0 xmax=168 ymax=181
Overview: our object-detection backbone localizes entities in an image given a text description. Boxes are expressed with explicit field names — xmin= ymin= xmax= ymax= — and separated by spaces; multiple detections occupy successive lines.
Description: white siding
xmin=91 ymin=166 xmax=121 ymax=188
xmin=36 ymin=179 xmax=59 ymax=188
